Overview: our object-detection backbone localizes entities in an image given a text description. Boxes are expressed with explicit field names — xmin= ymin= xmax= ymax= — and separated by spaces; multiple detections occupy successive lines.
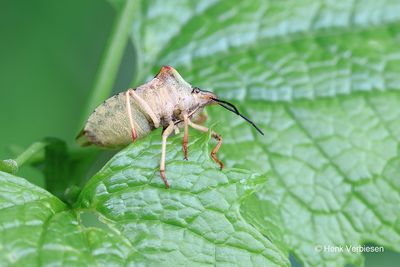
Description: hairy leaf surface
xmin=0 ymin=133 xmax=288 ymax=266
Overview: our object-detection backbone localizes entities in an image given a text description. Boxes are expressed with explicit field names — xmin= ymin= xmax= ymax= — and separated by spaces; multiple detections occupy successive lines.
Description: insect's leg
xmin=160 ymin=121 xmax=175 ymax=188
xmin=192 ymin=111 xmax=208 ymax=124
xmin=125 ymin=91 xmax=137 ymax=142
xmin=188 ymin=121 xmax=224 ymax=170
xmin=128 ymin=89 xmax=160 ymax=128
xmin=210 ymin=131 xmax=224 ymax=170
xmin=183 ymin=114 xmax=189 ymax=160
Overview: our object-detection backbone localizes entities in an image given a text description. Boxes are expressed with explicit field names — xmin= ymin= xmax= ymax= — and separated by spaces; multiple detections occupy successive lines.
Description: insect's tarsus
xmin=211 ymin=98 xmax=264 ymax=135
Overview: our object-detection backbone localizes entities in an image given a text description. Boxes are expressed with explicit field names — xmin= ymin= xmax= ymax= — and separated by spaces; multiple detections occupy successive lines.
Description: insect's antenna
xmin=211 ymin=98 xmax=264 ymax=135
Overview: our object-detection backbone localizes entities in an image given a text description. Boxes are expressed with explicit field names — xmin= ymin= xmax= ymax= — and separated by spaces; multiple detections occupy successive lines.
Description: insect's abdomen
xmin=80 ymin=92 xmax=153 ymax=148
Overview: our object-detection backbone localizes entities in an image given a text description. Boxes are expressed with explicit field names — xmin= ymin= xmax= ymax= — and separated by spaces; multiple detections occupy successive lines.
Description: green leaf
xmin=0 ymin=133 xmax=289 ymax=266
xmin=0 ymin=170 xmax=132 ymax=266
xmin=76 ymin=132 xmax=288 ymax=266
xmin=0 ymin=159 xmax=18 ymax=174
xmin=127 ymin=0 xmax=400 ymax=266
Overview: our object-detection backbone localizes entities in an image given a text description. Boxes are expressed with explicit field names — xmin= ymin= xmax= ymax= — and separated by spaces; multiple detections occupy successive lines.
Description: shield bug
xmin=77 ymin=66 xmax=264 ymax=188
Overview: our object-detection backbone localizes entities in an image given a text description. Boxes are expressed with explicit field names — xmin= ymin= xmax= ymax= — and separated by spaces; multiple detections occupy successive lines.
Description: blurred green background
xmin=0 ymin=0 xmax=135 ymax=186
xmin=0 ymin=1 xmax=398 ymax=266
xmin=0 ymin=0 xmax=119 ymax=158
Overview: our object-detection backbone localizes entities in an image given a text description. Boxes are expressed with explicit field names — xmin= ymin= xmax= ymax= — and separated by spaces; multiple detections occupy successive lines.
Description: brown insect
xmin=77 ymin=66 xmax=263 ymax=188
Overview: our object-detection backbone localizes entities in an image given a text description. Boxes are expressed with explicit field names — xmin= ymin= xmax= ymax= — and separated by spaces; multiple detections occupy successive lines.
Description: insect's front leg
xmin=188 ymin=120 xmax=224 ymax=170
xmin=160 ymin=121 xmax=175 ymax=188
xmin=183 ymin=114 xmax=189 ymax=160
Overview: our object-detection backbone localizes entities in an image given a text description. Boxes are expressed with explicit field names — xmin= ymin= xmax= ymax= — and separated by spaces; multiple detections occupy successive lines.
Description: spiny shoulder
xmin=135 ymin=78 xmax=163 ymax=94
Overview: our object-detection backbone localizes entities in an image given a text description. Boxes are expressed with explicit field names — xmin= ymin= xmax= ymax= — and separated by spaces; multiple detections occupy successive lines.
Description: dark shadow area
xmin=364 ymin=245 xmax=400 ymax=267
xmin=289 ymin=252 xmax=303 ymax=267
xmin=79 ymin=210 xmax=110 ymax=231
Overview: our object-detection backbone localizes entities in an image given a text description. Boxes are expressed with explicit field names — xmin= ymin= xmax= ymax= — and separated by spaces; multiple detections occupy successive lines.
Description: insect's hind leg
xmin=188 ymin=121 xmax=224 ymax=170
xmin=160 ymin=121 xmax=175 ymax=188
xmin=125 ymin=88 xmax=161 ymax=142
xmin=127 ymin=89 xmax=160 ymax=128
xmin=125 ymin=91 xmax=137 ymax=142
xmin=183 ymin=114 xmax=189 ymax=160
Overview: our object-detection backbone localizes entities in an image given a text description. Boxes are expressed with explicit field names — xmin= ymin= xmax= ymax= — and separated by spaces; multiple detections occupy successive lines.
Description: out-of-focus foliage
xmin=0 ymin=1 xmax=114 ymax=157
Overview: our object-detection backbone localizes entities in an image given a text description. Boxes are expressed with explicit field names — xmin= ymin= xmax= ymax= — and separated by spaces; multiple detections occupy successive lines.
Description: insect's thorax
xmin=135 ymin=74 xmax=198 ymax=128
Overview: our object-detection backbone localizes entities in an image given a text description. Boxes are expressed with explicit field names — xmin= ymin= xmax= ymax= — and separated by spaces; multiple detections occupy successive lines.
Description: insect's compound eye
xmin=191 ymin=87 xmax=200 ymax=94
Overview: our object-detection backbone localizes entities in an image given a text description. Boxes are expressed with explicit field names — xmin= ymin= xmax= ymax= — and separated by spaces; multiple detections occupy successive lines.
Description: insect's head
xmin=191 ymin=87 xmax=218 ymax=107
xmin=191 ymin=87 xmax=264 ymax=135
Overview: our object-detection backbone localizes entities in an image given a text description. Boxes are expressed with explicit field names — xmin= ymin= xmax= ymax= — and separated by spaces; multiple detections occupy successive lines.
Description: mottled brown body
xmin=78 ymin=66 xmax=206 ymax=148
xmin=78 ymin=66 xmax=263 ymax=188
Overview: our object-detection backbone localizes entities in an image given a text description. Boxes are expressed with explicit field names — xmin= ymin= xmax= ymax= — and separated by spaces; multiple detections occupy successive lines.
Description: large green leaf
xmin=0 ymin=171 xmax=131 ymax=266
xmin=0 ymin=132 xmax=289 ymax=266
xmin=127 ymin=0 xmax=400 ymax=266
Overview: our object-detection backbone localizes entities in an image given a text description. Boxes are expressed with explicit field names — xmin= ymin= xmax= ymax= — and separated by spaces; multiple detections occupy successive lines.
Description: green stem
xmin=80 ymin=0 xmax=138 ymax=125
xmin=1 ymin=141 xmax=47 ymax=174
xmin=14 ymin=141 xmax=48 ymax=166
